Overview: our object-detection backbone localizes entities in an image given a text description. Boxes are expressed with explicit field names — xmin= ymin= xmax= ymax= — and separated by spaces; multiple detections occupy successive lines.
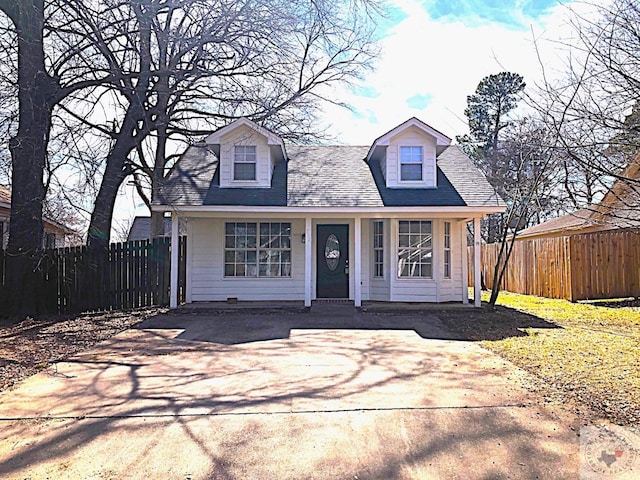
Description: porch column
xmin=473 ymin=216 xmax=481 ymax=308
xmin=170 ymin=211 xmax=179 ymax=309
xmin=354 ymin=216 xmax=362 ymax=307
xmin=304 ymin=217 xmax=312 ymax=307
xmin=461 ymin=220 xmax=469 ymax=304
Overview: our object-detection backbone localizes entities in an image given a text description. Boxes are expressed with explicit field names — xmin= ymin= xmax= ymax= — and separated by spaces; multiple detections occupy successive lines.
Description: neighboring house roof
xmin=127 ymin=216 xmax=186 ymax=241
xmin=518 ymin=153 xmax=640 ymax=239
xmin=158 ymin=143 xmax=504 ymax=209
xmin=0 ymin=185 xmax=74 ymax=234
xmin=517 ymin=209 xmax=596 ymax=239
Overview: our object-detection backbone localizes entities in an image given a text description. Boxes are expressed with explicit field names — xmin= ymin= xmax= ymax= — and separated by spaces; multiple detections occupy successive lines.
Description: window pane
xmin=397 ymin=221 xmax=432 ymax=278
xmin=399 ymin=221 xmax=409 ymax=233
xmin=400 ymin=146 xmax=422 ymax=161
xmin=225 ymin=264 xmax=235 ymax=276
xmin=256 ymin=222 xmax=292 ymax=278
xmin=246 ymin=264 xmax=257 ymax=277
xmin=244 ymin=146 xmax=256 ymax=161
xmin=401 ymin=164 xmax=422 ymax=181
xmin=234 ymin=163 xmax=256 ymax=181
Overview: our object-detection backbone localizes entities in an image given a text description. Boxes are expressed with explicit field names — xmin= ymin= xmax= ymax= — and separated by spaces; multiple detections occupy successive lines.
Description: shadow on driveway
xmin=0 ymin=309 xmax=578 ymax=480
xmin=135 ymin=306 xmax=561 ymax=345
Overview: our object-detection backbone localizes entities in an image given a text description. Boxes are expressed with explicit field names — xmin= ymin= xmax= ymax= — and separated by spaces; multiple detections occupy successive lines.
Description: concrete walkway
xmin=0 ymin=311 xmax=580 ymax=479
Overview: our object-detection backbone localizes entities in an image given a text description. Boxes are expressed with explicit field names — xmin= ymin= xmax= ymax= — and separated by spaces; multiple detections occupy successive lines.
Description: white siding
xmin=185 ymin=216 xmax=465 ymax=304
xmin=385 ymin=126 xmax=437 ymax=189
xmin=437 ymin=219 xmax=464 ymax=302
xmin=218 ymin=124 xmax=272 ymax=189
xmin=189 ymin=218 xmax=305 ymax=301
xmin=369 ymin=219 xmax=390 ymax=301
xmin=360 ymin=219 xmax=370 ymax=301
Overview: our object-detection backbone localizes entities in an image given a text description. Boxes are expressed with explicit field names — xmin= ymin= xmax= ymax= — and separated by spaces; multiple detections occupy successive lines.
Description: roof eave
xmin=151 ymin=204 xmax=506 ymax=215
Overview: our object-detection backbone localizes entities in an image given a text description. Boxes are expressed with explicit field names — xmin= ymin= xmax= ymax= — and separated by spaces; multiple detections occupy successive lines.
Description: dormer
xmin=205 ymin=118 xmax=286 ymax=189
xmin=366 ymin=117 xmax=451 ymax=189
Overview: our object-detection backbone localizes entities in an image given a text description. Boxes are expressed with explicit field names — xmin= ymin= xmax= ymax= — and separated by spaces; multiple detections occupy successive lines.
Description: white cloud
xmin=319 ymin=0 xmax=583 ymax=144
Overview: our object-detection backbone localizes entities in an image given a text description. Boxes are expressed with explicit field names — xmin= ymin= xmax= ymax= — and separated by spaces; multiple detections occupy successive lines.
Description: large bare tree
xmin=534 ymin=0 xmax=640 ymax=221
xmin=58 ymin=0 xmax=380 ymax=248
xmin=0 ymin=1 xmax=107 ymax=316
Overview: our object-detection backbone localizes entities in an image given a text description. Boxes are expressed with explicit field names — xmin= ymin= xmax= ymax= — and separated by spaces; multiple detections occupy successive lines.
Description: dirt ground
xmin=0 ymin=308 xmax=163 ymax=393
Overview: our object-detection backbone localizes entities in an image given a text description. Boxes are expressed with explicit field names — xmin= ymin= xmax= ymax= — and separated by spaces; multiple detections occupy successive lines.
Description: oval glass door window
xmin=325 ymin=234 xmax=340 ymax=271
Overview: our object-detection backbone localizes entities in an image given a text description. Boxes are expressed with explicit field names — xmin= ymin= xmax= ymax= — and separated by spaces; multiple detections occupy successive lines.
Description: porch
xmin=168 ymin=212 xmax=484 ymax=309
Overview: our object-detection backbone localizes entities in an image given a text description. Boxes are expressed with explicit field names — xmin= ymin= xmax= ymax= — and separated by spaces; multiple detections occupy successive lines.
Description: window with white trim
xmin=373 ymin=221 xmax=384 ymax=278
xmin=233 ymin=145 xmax=256 ymax=181
xmin=45 ymin=233 xmax=56 ymax=249
xmin=399 ymin=146 xmax=423 ymax=181
xmin=224 ymin=222 xmax=291 ymax=277
xmin=397 ymin=220 xmax=432 ymax=278
xmin=444 ymin=222 xmax=451 ymax=279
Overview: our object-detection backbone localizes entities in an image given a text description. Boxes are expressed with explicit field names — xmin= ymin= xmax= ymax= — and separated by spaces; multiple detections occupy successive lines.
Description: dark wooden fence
xmin=468 ymin=229 xmax=640 ymax=301
xmin=0 ymin=237 xmax=186 ymax=314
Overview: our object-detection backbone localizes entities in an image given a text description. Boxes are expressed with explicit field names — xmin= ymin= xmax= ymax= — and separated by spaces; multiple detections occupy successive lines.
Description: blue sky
xmin=424 ymin=0 xmax=561 ymax=28
xmin=320 ymin=0 xmax=580 ymax=145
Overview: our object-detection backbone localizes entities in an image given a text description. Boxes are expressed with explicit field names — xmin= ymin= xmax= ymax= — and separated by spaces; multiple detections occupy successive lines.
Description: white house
xmin=154 ymin=117 xmax=505 ymax=308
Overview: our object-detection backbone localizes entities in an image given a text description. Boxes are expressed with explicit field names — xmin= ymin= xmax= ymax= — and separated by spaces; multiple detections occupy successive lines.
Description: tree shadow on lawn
xmin=426 ymin=306 xmax=562 ymax=342
xmin=579 ymin=297 xmax=640 ymax=309
xmin=135 ymin=305 xmax=561 ymax=345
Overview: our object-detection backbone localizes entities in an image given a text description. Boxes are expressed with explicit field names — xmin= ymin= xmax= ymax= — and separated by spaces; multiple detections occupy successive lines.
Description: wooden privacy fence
xmin=0 ymin=237 xmax=186 ymax=314
xmin=468 ymin=229 xmax=640 ymax=301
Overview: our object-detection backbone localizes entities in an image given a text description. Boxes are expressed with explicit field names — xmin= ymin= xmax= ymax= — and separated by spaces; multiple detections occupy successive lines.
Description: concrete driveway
xmin=0 ymin=309 xmax=580 ymax=479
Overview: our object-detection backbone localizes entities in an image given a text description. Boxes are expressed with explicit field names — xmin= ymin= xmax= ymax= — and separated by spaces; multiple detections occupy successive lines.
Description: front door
xmin=316 ymin=224 xmax=349 ymax=298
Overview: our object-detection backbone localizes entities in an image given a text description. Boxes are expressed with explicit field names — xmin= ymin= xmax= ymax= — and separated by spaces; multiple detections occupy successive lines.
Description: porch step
xmin=310 ymin=299 xmax=357 ymax=317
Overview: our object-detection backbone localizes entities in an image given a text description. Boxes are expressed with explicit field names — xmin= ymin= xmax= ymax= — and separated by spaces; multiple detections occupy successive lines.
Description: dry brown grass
xmin=481 ymin=291 xmax=640 ymax=426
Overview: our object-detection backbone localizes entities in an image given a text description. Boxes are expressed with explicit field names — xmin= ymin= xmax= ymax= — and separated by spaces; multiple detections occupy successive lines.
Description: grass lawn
xmin=479 ymin=291 xmax=640 ymax=426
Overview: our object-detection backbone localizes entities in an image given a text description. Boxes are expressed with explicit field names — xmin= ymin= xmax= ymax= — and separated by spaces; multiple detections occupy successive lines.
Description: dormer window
xmin=400 ymin=146 xmax=423 ymax=181
xmin=233 ymin=145 xmax=257 ymax=181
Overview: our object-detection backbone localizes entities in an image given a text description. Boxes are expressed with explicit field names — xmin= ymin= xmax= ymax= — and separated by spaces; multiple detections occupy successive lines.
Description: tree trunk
xmin=150 ymin=123 xmax=168 ymax=239
xmin=3 ymin=0 xmax=54 ymax=318
xmin=86 ymin=151 xmax=129 ymax=249
xmin=86 ymin=108 xmax=144 ymax=249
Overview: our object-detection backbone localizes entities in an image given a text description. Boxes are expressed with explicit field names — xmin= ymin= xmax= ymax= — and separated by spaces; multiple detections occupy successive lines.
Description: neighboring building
xmin=518 ymin=155 xmax=640 ymax=240
xmin=126 ymin=216 xmax=186 ymax=242
xmin=0 ymin=185 xmax=73 ymax=249
xmin=154 ymin=117 xmax=505 ymax=307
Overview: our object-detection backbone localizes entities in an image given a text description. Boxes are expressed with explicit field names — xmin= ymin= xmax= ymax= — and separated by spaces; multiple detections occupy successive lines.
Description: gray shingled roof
xmin=437 ymin=145 xmax=505 ymax=207
xmin=287 ymin=146 xmax=382 ymax=207
xmin=157 ymin=143 xmax=504 ymax=209
xmin=127 ymin=216 xmax=186 ymax=241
